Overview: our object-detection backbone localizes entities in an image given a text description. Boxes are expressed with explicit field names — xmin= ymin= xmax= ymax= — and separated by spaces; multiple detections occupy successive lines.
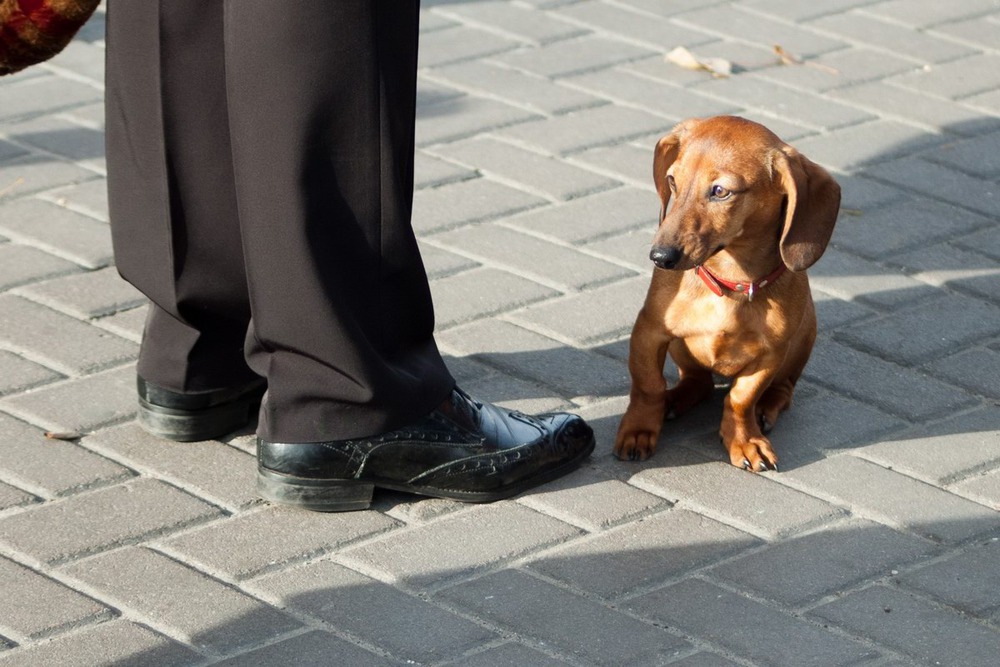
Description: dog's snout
xmin=650 ymin=245 xmax=682 ymax=270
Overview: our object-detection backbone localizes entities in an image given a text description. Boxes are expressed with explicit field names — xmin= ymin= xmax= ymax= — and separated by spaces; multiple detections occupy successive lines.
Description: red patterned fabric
xmin=0 ymin=0 xmax=101 ymax=75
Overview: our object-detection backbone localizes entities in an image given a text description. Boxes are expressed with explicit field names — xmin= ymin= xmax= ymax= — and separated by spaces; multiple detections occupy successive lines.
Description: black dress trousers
xmin=105 ymin=0 xmax=454 ymax=442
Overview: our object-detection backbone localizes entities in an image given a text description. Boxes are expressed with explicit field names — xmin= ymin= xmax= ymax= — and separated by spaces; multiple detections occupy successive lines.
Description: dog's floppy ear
xmin=774 ymin=147 xmax=841 ymax=271
xmin=653 ymin=120 xmax=695 ymax=222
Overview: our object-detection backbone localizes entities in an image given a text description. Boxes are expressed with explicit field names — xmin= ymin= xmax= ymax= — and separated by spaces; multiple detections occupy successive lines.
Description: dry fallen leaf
xmin=0 ymin=177 xmax=24 ymax=199
xmin=666 ymin=46 xmax=733 ymax=78
xmin=44 ymin=431 xmax=83 ymax=441
xmin=773 ymin=44 xmax=840 ymax=75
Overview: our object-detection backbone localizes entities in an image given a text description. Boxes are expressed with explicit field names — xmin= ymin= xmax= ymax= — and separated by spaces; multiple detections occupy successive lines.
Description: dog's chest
xmin=666 ymin=296 xmax=771 ymax=377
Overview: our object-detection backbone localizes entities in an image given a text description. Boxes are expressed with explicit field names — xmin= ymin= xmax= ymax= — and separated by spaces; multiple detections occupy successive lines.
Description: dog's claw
xmin=757 ymin=460 xmax=768 ymax=472
xmin=742 ymin=458 xmax=752 ymax=470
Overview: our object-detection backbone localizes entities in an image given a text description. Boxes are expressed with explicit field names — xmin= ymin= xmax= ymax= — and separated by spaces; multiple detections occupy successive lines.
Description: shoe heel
xmin=257 ymin=467 xmax=374 ymax=512
xmin=138 ymin=395 xmax=259 ymax=442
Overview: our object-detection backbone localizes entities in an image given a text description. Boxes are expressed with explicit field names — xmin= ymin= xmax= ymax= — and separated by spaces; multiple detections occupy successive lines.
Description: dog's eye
xmin=667 ymin=174 xmax=677 ymax=192
xmin=711 ymin=184 xmax=731 ymax=199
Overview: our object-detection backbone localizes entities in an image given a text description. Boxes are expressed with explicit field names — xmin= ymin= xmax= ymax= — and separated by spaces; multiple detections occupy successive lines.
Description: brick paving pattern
xmin=0 ymin=1 xmax=998 ymax=665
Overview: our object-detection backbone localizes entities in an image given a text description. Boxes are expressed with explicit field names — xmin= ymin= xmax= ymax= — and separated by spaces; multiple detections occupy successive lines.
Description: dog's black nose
xmin=650 ymin=245 xmax=682 ymax=270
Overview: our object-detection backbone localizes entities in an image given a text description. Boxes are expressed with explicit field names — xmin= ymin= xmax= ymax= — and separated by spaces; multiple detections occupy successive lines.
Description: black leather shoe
xmin=137 ymin=376 xmax=267 ymax=442
xmin=256 ymin=387 xmax=596 ymax=511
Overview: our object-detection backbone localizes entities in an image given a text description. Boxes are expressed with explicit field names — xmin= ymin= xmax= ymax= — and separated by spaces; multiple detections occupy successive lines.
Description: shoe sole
xmin=138 ymin=391 xmax=264 ymax=442
xmin=257 ymin=437 xmax=596 ymax=512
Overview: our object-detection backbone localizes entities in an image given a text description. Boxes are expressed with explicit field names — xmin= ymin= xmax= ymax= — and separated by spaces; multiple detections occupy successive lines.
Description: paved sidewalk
xmin=1 ymin=1 xmax=999 ymax=665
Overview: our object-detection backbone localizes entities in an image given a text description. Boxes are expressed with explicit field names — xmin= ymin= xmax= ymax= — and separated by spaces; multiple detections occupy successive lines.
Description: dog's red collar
xmin=695 ymin=263 xmax=787 ymax=302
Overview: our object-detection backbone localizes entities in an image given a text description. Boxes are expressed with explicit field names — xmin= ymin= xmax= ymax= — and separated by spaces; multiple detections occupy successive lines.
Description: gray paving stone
xmin=0 ymin=243 xmax=79 ymax=291
xmin=708 ymin=519 xmax=936 ymax=608
xmin=954 ymin=224 xmax=1000 ymax=262
xmin=339 ymin=503 xmax=581 ymax=588
xmin=628 ymin=578 xmax=877 ymax=667
xmin=210 ymin=630 xmax=398 ymax=667
xmin=863 ymin=157 xmax=1000 ymax=218
xmin=0 ymin=198 xmax=112 ymax=269
xmin=62 ymin=547 xmax=300 ymax=654
xmin=430 ymin=136 xmax=619 ymax=201
xmin=810 ymin=584 xmax=1000 ymax=666
xmin=677 ymin=4 xmax=847 ymax=57
xmin=425 ymin=61 xmax=602 ymax=116
xmin=412 ymin=177 xmax=547 ymax=234
xmin=439 ymin=569 xmax=691 ymax=664
xmin=508 ymin=276 xmax=658 ymax=346
xmin=0 ymin=555 xmax=111 ymax=640
xmin=433 ymin=1 xmax=588 ymax=45
xmin=744 ymin=0 xmax=887 ymax=22
xmin=84 ymin=422 xmax=258 ymax=511
xmin=932 ymin=15 xmax=1000 ymax=50
xmin=457 ymin=642 xmax=571 ymax=667
xmin=950 ymin=467 xmax=1000 ymax=510
xmin=835 ymin=174 xmax=909 ymax=212
xmin=782 ymin=454 xmax=999 ymax=543
xmin=458 ymin=372 xmax=570 ymax=417
xmin=417 ymin=24 xmax=520 ymax=69
xmin=812 ymin=288 xmax=874 ymax=330
xmin=758 ymin=48 xmax=919 ymax=94
xmin=413 ymin=150 xmax=476 ymax=190
xmin=631 ymin=450 xmax=845 ymax=539
xmin=92 ymin=304 xmax=146 ymax=343
xmin=692 ymin=75 xmax=876 ymax=131
xmin=436 ymin=319 xmax=628 ymax=399
xmin=835 ymin=81 xmax=1000 ymax=136
xmin=0 ymin=411 xmax=131 ymax=497
xmin=416 ymin=95 xmax=541 ymax=147
xmin=416 ymin=77 xmax=464 ymax=111
xmin=0 ymin=479 xmax=221 ymax=565
xmin=0 ymin=365 xmax=136 ymax=433
xmin=0 ymin=76 xmax=103 ymax=122
xmin=581 ymin=226 xmax=653 ymax=270
xmin=0 ymin=295 xmax=137 ymax=373
xmin=790 ymin=121 xmax=946 ymax=173
xmin=766 ymin=385 xmax=909 ymax=455
xmin=667 ymin=653 xmax=743 ymax=667
xmin=835 ymin=294 xmax=1000 ymax=366
xmin=4 ymin=116 xmax=105 ymax=163
xmin=808 ymin=12 xmax=976 ymax=64
xmin=0 ymin=481 xmax=35 ymax=511
xmin=804 ymin=339 xmax=977 ymax=423
xmin=517 ymin=462 xmax=670 ymax=532
xmin=504 ymin=186 xmax=654 ymax=244
xmin=563 ymin=66 xmax=740 ymax=122
xmin=38 ymin=179 xmax=109 ymax=222
xmin=0 ymin=154 xmax=98 ymax=199
xmin=897 ymin=538 xmax=1000 ymax=623
xmin=0 ymin=351 xmax=62 ymax=397
xmin=499 ymin=105 xmax=673 ymax=156
xmin=0 ymin=140 xmax=28 ymax=162
xmin=569 ymin=142 xmax=659 ymax=191
xmin=926 ymin=130 xmax=1000 ymax=179
xmin=887 ymin=242 xmax=1000 ymax=307
xmin=161 ymin=505 xmax=399 ymax=580
xmin=0 ymin=620 xmax=201 ymax=667
xmin=526 ymin=507 xmax=761 ymax=599
xmin=832 ymin=194 xmax=990 ymax=259
xmin=853 ymin=406 xmax=1000 ymax=486
xmin=807 ymin=247 xmax=938 ymax=310
xmin=15 ymin=267 xmax=144 ymax=319
xmin=497 ymin=35 xmax=656 ymax=80
xmin=892 ymin=53 xmax=1000 ymax=101
xmin=866 ymin=0 xmax=1000 ymax=29
xmin=433 ymin=223 xmax=633 ymax=291
xmin=429 ymin=267 xmax=559 ymax=329
xmin=251 ymin=560 xmax=496 ymax=663
xmin=557 ymin=1 xmax=714 ymax=50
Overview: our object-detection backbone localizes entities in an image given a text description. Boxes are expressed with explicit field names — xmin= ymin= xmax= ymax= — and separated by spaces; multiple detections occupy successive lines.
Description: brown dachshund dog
xmin=614 ymin=116 xmax=840 ymax=472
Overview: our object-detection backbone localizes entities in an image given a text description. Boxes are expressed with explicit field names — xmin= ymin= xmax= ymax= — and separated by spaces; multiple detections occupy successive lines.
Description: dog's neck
xmin=700 ymin=238 xmax=784 ymax=286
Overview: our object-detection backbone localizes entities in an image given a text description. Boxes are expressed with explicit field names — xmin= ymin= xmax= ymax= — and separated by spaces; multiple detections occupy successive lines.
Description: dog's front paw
xmin=726 ymin=436 xmax=778 ymax=472
xmin=614 ymin=429 xmax=659 ymax=461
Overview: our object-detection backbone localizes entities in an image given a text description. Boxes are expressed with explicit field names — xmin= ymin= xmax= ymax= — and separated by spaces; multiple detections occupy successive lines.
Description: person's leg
xmin=222 ymin=0 xmax=454 ymax=443
xmin=106 ymin=0 xmax=266 ymax=441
